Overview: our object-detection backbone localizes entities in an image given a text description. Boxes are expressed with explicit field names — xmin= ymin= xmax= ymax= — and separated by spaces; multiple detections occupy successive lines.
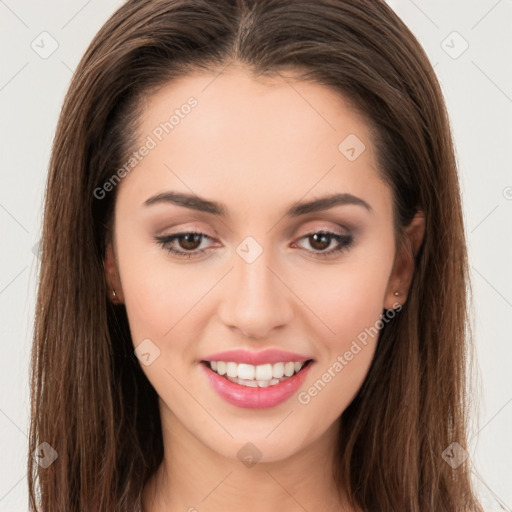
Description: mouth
xmin=200 ymin=357 xmax=315 ymax=409
xmin=200 ymin=359 xmax=314 ymax=388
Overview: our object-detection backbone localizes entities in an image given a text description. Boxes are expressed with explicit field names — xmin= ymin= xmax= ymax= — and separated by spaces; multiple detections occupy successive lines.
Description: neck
xmin=142 ymin=405 xmax=353 ymax=512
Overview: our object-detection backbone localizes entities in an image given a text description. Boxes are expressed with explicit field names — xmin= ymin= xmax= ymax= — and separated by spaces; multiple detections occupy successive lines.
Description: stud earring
xmin=112 ymin=289 xmax=118 ymax=301
xmin=394 ymin=291 xmax=400 ymax=296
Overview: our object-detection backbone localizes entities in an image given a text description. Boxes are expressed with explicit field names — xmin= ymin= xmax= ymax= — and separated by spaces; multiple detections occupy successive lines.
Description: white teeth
xmin=284 ymin=362 xmax=295 ymax=377
xmin=216 ymin=361 xmax=227 ymax=376
xmin=226 ymin=362 xmax=237 ymax=378
xmin=255 ymin=363 xmax=272 ymax=381
xmin=237 ymin=363 xmax=255 ymax=380
xmin=225 ymin=375 xmax=285 ymax=388
xmin=208 ymin=360 xmax=308 ymax=384
xmin=272 ymin=362 xmax=284 ymax=378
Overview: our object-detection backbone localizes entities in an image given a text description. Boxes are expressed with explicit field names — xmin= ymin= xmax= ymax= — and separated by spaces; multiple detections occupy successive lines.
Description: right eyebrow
xmin=143 ymin=191 xmax=227 ymax=216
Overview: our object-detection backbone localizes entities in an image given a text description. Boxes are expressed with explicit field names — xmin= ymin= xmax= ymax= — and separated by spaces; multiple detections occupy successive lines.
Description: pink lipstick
xmin=200 ymin=349 xmax=314 ymax=409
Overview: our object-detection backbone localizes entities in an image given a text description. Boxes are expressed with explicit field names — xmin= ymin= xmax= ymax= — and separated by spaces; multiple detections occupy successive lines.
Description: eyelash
xmin=154 ymin=230 xmax=354 ymax=259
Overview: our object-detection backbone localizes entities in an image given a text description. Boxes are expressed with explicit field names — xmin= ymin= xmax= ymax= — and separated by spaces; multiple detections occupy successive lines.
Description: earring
xmin=112 ymin=289 xmax=118 ymax=302
xmin=394 ymin=291 xmax=400 ymax=296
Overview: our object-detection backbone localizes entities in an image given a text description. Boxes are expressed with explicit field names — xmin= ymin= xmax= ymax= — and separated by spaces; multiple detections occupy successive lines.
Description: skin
xmin=105 ymin=63 xmax=424 ymax=512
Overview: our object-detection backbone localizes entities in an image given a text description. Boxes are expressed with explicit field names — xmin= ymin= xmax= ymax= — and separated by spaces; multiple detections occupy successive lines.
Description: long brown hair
xmin=29 ymin=1 xmax=482 ymax=510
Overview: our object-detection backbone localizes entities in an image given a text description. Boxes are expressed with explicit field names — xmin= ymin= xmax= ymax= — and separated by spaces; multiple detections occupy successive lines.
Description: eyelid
xmin=296 ymin=218 xmax=352 ymax=234
xmin=153 ymin=220 xmax=216 ymax=236
xmin=299 ymin=225 xmax=347 ymax=236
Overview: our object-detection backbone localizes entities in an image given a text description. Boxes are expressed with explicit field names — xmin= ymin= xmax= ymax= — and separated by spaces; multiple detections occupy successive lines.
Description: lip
xmin=201 ymin=348 xmax=312 ymax=366
xmin=200 ymin=359 xmax=314 ymax=409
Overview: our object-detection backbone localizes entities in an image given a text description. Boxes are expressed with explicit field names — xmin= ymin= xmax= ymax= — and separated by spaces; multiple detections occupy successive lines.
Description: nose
xmin=218 ymin=245 xmax=293 ymax=340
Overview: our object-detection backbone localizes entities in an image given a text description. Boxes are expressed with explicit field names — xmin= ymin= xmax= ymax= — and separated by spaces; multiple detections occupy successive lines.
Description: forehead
xmin=116 ymin=65 xmax=390 ymax=218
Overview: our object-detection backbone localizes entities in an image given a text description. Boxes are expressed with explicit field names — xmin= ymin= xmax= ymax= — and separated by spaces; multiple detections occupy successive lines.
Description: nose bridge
xmin=220 ymin=237 xmax=292 ymax=338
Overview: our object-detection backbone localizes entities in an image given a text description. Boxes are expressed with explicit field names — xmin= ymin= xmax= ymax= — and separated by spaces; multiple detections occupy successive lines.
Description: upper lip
xmin=201 ymin=349 xmax=313 ymax=366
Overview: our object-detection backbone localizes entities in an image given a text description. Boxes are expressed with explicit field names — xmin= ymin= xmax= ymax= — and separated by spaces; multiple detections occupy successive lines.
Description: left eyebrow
xmin=285 ymin=193 xmax=372 ymax=216
xmin=142 ymin=191 xmax=372 ymax=216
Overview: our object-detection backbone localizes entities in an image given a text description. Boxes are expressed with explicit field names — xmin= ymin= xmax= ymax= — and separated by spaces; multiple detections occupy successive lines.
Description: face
xmin=105 ymin=65 xmax=408 ymax=463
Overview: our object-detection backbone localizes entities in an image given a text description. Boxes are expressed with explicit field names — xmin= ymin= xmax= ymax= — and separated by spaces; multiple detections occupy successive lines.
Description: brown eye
xmin=177 ymin=233 xmax=203 ymax=251
xmin=155 ymin=232 xmax=213 ymax=258
xmin=308 ymin=233 xmax=331 ymax=251
xmin=295 ymin=230 xmax=354 ymax=258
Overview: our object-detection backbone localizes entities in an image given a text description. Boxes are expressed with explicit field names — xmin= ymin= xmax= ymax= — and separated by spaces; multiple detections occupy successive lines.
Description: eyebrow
xmin=143 ymin=191 xmax=372 ymax=216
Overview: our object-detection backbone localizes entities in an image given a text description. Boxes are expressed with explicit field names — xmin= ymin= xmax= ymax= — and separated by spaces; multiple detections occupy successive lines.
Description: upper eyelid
xmin=151 ymin=211 xmax=355 ymax=236
xmin=158 ymin=226 xmax=348 ymax=240
xmin=158 ymin=219 xmax=351 ymax=237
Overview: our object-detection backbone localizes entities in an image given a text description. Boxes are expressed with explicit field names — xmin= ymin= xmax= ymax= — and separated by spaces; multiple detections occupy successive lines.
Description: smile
xmin=205 ymin=360 xmax=310 ymax=387
xmin=200 ymin=352 xmax=314 ymax=409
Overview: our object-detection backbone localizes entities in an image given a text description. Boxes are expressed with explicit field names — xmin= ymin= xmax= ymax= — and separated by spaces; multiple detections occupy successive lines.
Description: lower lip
xmin=200 ymin=361 xmax=313 ymax=409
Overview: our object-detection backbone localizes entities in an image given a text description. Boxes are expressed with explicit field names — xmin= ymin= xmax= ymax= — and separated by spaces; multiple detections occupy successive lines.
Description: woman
xmin=28 ymin=0 xmax=483 ymax=511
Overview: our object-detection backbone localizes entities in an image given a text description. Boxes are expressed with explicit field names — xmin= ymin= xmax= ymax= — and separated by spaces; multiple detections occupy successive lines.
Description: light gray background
xmin=1 ymin=1 xmax=511 ymax=510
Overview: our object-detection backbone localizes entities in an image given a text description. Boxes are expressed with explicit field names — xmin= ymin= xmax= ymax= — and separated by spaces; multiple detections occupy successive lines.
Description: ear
xmin=104 ymin=240 xmax=124 ymax=304
xmin=384 ymin=210 xmax=425 ymax=309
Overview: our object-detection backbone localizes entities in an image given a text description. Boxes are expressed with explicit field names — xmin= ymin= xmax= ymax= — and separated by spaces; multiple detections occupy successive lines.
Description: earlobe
xmin=384 ymin=211 xmax=425 ymax=309
xmin=104 ymin=242 xmax=124 ymax=304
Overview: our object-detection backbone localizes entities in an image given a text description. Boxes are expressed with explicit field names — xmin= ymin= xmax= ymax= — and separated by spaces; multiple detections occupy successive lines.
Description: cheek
xmin=295 ymin=292 xmax=385 ymax=431
xmin=296 ymin=250 xmax=394 ymax=346
xmin=293 ymin=246 xmax=394 ymax=415
xmin=114 ymin=227 xmax=199 ymax=347
xmin=122 ymin=266 xmax=209 ymax=342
